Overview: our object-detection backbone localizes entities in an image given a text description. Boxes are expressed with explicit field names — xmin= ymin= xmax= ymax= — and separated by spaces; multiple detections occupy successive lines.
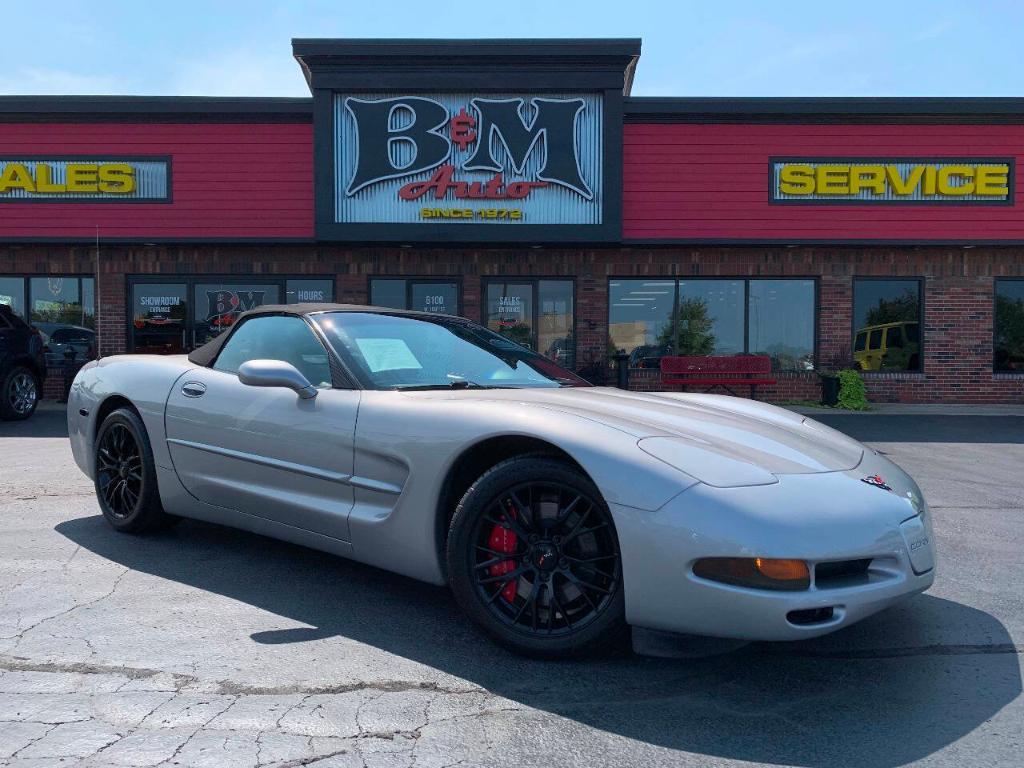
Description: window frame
xmin=368 ymin=276 xmax=463 ymax=315
xmin=994 ymin=277 xmax=1024 ymax=375
xmin=607 ymin=276 xmax=819 ymax=372
xmin=481 ymin=276 xmax=578 ymax=370
xmin=851 ymin=276 xmax=925 ymax=374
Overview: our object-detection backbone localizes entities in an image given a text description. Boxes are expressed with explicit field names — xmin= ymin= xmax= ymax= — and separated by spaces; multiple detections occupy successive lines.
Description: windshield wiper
xmin=393 ymin=381 xmax=509 ymax=391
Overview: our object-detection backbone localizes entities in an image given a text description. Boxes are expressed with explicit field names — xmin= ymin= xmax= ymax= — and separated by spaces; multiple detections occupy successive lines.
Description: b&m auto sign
xmin=335 ymin=93 xmax=603 ymax=224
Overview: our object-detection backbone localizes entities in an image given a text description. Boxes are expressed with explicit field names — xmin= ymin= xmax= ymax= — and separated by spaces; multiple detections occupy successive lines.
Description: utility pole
xmin=95 ymin=226 xmax=101 ymax=359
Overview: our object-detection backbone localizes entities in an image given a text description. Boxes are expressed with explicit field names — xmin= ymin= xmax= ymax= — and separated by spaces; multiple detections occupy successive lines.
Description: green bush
xmin=836 ymin=369 xmax=870 ymax=411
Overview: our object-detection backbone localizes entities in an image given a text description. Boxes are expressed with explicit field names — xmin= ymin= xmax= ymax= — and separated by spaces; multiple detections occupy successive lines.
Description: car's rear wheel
xmin=447 ymin=456 xmax=626 ymax=658
xmin=94 ymin=408 xmax=176 ymax=533
xmin=0 ymin=366 xmax=39 ymax=421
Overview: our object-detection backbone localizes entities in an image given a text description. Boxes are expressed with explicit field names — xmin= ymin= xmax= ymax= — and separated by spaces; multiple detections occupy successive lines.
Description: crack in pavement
xmin=1 ymin=566 xmax=131 ymax=646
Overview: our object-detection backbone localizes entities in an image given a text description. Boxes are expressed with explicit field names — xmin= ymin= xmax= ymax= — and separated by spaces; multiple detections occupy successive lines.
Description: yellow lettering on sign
xmin=937 ymin=165 xmax=974 ymax=195
xmin=98 ymin=163 xmax=135 ymax=194
xmin=816 ymin=166 xmax=850 ymax=194
xmin=0 ymin=163 xmax=35 ymax=193
xmin=34 ymin=164 xmax=66 ymax=193
xmin=975 ymin=165 xmax=1009 ymax=196
xmin=66 ymin=164 xmax=100 ymax=192
xmin=849 ymin=165 xmax=886 ymax=195
xmin=885 ymin=165 xmax=924 ymax=196
xmin=778 ymin=164 xmax=815 ymax=194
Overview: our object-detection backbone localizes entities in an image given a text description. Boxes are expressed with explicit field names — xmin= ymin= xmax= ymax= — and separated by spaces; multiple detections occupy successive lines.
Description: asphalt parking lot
xmin=0 ymin=405 xmax=1021 ymax=768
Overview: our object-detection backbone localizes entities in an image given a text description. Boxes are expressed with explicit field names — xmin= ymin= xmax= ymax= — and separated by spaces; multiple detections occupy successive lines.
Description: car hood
xmin=410 ymin=386 xmax=865 ymax=477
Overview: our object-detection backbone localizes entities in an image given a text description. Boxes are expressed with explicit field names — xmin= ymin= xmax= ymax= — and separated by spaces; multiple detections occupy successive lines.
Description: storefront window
xmin=0 ymin=277 xmax=26 ymax=318
xmin=679 ymin=280 xmax=744 ymax=356
xmin=610 ymin=278 xmax=815 ymax=371
xmin=852 ymin=279 xmax=922 ymax=372
xmin=485 ymin=280 xmax=574 ymax=368
xmin=193 ymin=282 xmax=280 ymax=347
xmin=370 ymin=278 xmax=460 ymax=315
xmin=608 ymin=280 xmax=674 ymax=367
xmin=285 ymin=279 xmax=334 ymax=304
xmin=995 ymin=279 xmax=1024 ymax=372
xmin=28 ymin=277 xmax=95 ymax=330
xmin=748 ymin=280 xmax=816 ymax=371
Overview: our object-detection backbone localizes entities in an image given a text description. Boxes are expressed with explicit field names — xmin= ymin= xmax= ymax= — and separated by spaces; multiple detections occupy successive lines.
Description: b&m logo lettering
xmin=335 ymin=93 xmax=603 ymax=225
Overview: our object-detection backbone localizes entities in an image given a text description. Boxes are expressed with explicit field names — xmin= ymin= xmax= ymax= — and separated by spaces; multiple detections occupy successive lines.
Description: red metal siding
xmin=0 ymin=122 xmax=313 ymax=239
xmin=623 ymin=123 xmax=1024 ymax=241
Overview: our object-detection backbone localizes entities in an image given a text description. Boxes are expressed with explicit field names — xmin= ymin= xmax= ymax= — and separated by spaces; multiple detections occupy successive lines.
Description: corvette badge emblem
xmin=861 ymin=474 xmax=893 ymax=492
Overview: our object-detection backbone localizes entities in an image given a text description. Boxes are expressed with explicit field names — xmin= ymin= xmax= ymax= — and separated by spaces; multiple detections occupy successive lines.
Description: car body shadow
xmin=57 ymin=515 xmax=1020 ymax=768
xmin=0 ymin=406 xmax=69 ymax=438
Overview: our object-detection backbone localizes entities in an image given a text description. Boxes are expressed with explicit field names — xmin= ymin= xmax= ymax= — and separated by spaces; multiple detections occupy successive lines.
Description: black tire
xmin=94 ymin=407 xmax=176 ymax=533
xmin=0 ymin=366 xmax=40 ymax=421
xmin=447 ymin=456 xmax=626 ymax=659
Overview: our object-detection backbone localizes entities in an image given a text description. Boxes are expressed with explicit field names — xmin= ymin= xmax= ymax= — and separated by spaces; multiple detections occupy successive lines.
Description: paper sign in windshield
xmin=355 ymin=338 xmax=423 ymax=372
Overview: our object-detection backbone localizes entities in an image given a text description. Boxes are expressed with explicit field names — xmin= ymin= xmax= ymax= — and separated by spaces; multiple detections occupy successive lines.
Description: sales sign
xmin=335 ymin=93 xmax=603 ymax=224
xmin=771 ymin=158 xmax=1013 ymax=204
xmin=0 ymin=158 xmax=171 ymax=201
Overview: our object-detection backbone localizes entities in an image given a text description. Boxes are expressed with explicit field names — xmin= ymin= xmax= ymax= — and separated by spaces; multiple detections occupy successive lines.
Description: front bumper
xmin=611 ymin=458 xmax=935 ymax=641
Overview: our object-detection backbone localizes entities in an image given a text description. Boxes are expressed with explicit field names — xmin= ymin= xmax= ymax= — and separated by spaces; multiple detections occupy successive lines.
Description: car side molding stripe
xmin=166 ymin=438 xmax=402 ymax=494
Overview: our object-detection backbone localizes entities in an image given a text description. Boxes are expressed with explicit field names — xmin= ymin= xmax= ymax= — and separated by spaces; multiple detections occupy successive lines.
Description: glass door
xmin=486 ymin=282 xmax=535 ymax=349
xmin=192 ymin=281 xmax=281 ymax=348
xmin=131 ymin=283 xmax=188 ymax=354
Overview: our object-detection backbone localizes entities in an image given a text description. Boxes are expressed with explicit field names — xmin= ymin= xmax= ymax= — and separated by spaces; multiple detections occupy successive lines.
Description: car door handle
xmin=181 ymin=382 xmax=207 ymax=398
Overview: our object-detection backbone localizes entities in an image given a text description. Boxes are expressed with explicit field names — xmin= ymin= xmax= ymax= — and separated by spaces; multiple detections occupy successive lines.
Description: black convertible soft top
xmin=185 ymin=302 xmax=459 ymax=367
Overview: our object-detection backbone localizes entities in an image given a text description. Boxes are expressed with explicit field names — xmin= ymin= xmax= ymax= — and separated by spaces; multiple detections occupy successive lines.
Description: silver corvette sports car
xmin=68 ymin=304 xmax=935 ymax=658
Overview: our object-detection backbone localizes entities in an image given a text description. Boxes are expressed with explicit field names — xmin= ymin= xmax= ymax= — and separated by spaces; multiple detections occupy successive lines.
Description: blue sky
xmin=3 ymin=1 xmax=1022 ymax=97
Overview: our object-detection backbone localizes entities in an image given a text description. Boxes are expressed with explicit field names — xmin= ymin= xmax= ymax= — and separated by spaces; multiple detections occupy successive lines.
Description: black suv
xmin=0 ymin=304 xmax=46 ymax=420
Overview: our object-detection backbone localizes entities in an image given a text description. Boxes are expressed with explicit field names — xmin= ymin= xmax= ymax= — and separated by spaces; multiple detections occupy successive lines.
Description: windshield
xmin=312 ymin=312 xmax=589 ymax=390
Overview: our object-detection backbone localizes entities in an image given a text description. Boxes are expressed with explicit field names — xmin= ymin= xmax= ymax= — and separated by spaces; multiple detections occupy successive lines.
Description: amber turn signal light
xmin=693 ymin=557 xmax=810 ymax=591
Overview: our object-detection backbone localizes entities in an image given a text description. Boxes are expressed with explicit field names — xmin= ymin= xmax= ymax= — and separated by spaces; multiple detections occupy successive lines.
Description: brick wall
xmin=2 ymin=242 xmax=1022 ymax=404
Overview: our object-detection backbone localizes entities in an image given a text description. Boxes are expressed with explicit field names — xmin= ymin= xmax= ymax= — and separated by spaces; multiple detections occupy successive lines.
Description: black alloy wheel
xmin=94 ymin=408 xmax=176 ymax=533
xmin=448 ymin=456 xmax=626 ymax=658
xmin=0 ymin=366 xmax=39 ymax=420
xmin=96 ymin=422 xmax=144 ymax=519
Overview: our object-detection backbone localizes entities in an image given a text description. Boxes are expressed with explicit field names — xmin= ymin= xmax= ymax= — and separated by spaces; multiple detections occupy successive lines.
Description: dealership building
xmin=1 ymin=38 xmax=1023 ymax=403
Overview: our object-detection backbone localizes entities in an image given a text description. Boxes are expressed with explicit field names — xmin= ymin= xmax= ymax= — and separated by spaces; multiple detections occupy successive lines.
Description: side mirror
xmin=238 ymin=359 xmax=317 ymax=399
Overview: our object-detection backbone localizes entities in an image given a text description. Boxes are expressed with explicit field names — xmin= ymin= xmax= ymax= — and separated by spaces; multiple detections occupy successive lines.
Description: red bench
xmin=659 ymin=355 xmax=777 ymax=399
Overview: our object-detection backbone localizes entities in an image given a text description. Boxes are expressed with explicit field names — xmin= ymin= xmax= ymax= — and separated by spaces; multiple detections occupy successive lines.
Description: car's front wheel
xmin=0 ymin=366 xmax=39 ymax=421
xmin=447 ymin=456 xmax=626 ymax=658
xmin=94 ymin=407 xmax=176 ymax=533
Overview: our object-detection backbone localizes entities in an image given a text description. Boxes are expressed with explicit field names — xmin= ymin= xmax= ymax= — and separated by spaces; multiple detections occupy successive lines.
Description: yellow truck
xmin=854 ymin=321 xmax=920 ymax=371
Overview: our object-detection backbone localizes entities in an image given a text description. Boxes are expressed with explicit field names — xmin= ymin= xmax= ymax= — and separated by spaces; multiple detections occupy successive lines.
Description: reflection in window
xmin=748 ymin=280 xmax=815 ymax=372
xmin=0 ymin=277 xmax=26 ymax=318
xmin=852 ymin=279 xmax=922 ymax=372
xmin=995 ymin=279 xmax=1024 ymax=372
xmin=370 ymin=279 xmax=459 ymax=315
xmin=609 ymin=280 xmax=674 ymax=368
xmin=485 ymin=280 xmax=574 ymax=369
xmin=679 ymin=280 xmax=744 ymax=356
xmin=26 ymin=277 xmax=95 ymax=330
xmin=610 ymin=278 xmax=816 ymax=371
xmin=213 ymin=315 xmax=332 ymax=387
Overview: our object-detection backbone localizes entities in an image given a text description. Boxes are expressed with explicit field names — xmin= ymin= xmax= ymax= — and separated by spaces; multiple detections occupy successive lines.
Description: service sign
xmin=770 ymin=158 xmax=1013 ymax=204
xmin=335 ymin=93 xmax=603 ymax=224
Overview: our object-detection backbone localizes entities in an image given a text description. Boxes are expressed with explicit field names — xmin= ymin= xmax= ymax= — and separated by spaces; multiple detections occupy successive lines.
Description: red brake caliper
xmin=487 ymin=503 xmax=519 ymax=603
